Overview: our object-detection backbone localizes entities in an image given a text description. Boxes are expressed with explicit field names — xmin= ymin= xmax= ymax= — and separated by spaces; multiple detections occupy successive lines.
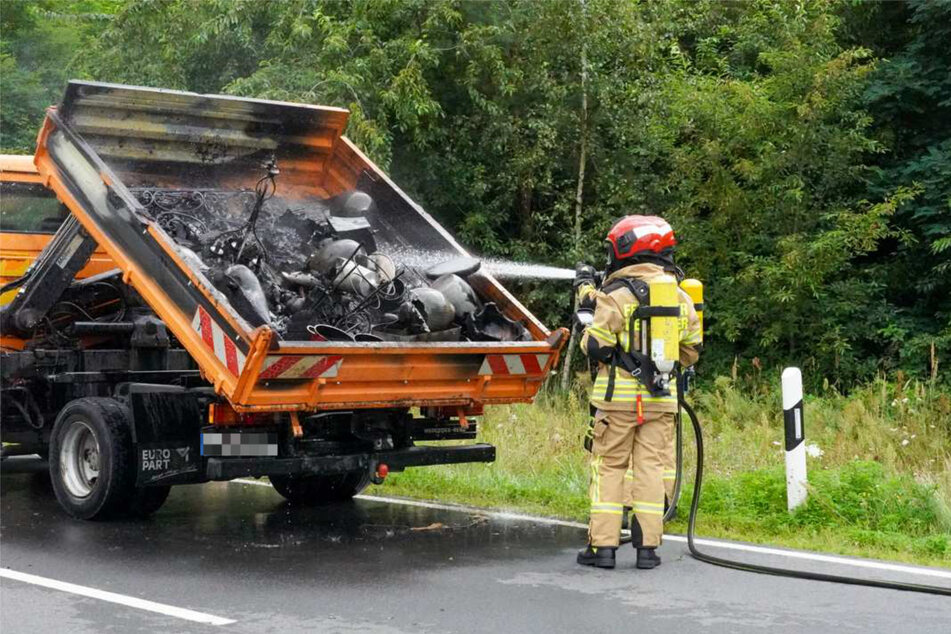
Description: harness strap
xmin=605 ymin=355 xmax=618 ymax=402
xmin=602 ymin=278 xmax=650 ymax=299
xmin=634 ymin=306 xmax=680 ymax=318
xmin=600 ymin=276 xmax=671 ymax=399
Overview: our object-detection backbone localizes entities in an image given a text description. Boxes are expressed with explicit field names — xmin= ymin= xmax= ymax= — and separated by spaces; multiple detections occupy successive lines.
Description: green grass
xmin=371 ymin=377 xmax=951 ymax=568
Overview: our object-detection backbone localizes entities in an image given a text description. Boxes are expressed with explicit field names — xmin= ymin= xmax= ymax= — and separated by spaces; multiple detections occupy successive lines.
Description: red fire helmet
xmin=605 ymin=215 xmax=676 ymax=261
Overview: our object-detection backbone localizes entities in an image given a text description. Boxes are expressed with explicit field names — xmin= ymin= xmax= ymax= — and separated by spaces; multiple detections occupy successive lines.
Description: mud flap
xmin=119 ymin=383 xmax=205 ymax=485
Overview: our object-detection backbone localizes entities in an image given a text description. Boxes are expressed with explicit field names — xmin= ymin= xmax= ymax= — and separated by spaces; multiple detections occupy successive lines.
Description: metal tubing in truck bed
xmin=32 ymin=81 xmax=567 ymax=414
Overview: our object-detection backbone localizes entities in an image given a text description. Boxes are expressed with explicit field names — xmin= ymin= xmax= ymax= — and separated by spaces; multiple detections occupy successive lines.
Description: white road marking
xmin=233 ymin=478 xmax=951 ymax=581
xmin=0 ymin=569 xmax=236 ymax=626
xmin=358 ymin=493 xmax=590 ymax=529
xmin=668 ymin=536 xmax=951 ymax=581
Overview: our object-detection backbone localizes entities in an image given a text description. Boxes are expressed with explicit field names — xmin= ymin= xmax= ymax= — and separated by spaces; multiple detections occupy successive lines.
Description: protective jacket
xmin=578 ymin=263 xmax=701 ymax=413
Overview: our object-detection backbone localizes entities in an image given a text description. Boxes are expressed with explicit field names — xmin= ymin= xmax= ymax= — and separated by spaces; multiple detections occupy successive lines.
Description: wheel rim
xmin=60 ymin=419 xmax=101 ymax=498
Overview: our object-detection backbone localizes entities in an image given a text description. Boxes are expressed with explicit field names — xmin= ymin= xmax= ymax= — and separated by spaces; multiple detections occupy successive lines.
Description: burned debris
xmin=129 ymin=161 xmax=530 ymax=343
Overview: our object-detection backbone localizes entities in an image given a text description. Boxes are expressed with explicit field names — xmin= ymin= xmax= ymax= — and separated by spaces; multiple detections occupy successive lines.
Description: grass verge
xmin=371 ymin=377 xmax=951 ymax=568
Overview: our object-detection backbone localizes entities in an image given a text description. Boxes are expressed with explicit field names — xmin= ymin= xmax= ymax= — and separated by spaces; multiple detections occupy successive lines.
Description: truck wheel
xmin=49 ymin=398 xmax=168 ymax=520
xmin=128 ymin=485 xmax=172 ymax=518
xmin=270 ymin=471 xmax=370 ymax=506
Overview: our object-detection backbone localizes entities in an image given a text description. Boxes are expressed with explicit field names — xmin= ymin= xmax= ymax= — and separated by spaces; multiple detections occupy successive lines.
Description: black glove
xmin=573 ymin=262 xmax=597 ymax=290
xmin=681 ymin=366 xmax=696 ymax=395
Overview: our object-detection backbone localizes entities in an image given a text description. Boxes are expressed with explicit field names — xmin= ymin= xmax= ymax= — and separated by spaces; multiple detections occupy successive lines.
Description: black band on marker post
xmin=783 ymin=400 xmax=804 ymax=451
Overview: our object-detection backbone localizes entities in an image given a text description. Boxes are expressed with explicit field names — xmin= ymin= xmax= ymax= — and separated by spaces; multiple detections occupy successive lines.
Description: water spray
xmin=482 ymin=259 xmax=574 ymax=281
xmin=386 ymin=247 xmax=575 ymax=282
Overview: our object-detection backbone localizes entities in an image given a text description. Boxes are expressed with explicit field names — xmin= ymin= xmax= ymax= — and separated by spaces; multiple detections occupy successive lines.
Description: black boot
xmin=577 ymin=545 xmax=616 ymax=569
xmin=636 ymin=547 xmax=662 ymax=569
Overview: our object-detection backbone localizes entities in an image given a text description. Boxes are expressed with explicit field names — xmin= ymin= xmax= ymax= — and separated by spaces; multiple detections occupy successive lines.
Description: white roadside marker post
xmin=782 ymin=367 xmax=807 ymax=511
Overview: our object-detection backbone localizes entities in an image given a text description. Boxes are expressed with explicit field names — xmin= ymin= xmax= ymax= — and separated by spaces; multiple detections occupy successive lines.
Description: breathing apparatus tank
xmin=646 ymin=274 xmax=680 ymax=379
xmin=680 ymin=278 xmax=704 ymax=344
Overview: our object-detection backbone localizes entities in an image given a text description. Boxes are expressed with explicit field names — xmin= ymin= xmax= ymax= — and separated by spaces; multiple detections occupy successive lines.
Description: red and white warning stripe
xmin=478 ymin=353 xmax=551 ymax=376
xmin=258 ymin=354 xmax=343 ymax=380
xmin=192 ymin=306 xmax=246 ymax=376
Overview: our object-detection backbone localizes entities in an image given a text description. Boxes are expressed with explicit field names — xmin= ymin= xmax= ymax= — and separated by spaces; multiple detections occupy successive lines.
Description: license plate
xmin=201 ymin=431 xmax=278 ymax=457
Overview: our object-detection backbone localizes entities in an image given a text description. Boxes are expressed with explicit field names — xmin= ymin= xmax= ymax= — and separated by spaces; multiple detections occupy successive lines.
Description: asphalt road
xmin=1 ymin=459 xmax=949 ymax=633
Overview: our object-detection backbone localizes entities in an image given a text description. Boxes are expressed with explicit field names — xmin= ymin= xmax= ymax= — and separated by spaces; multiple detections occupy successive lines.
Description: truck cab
xmin=1 ymin=155 xmax=115 ymax=332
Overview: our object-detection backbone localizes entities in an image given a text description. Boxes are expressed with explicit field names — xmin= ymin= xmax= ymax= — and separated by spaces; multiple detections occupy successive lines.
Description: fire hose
xmin=571 ymin=266 xmax=946 ymax=593
xmin=641 ymin=370 xmax=951 ymax=596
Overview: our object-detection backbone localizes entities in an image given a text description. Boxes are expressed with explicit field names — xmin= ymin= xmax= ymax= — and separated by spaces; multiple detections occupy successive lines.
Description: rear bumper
xmin=205 ymin=443 xmax=495 ymax=481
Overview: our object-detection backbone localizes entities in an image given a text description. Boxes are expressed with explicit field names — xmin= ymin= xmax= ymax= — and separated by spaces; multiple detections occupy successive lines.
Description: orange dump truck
xmin=0 ymin=81 xmax=567 ymax=519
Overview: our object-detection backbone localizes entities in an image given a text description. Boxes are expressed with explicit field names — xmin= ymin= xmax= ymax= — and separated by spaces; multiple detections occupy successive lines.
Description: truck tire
xmin=128 ymin=484 xmax=173 ymax=518
xmin=49 ymin=397 xmax=169 ymax=520
xmin=270 ymin=471 xmax=370 ymax=506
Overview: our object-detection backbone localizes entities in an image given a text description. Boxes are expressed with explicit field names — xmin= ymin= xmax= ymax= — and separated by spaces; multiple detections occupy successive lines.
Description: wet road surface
xmin=1 ymin=460 xmax=949 ymax=633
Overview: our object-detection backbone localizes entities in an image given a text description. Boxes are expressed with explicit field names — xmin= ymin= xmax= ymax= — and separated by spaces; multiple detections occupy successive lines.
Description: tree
xmin=1 ymin=1 xmax=119 ymax=152
xmin=600 ymin=0 xmax=906 ymax=383
xmin=841 ymin=0 xmax=951 ymax=373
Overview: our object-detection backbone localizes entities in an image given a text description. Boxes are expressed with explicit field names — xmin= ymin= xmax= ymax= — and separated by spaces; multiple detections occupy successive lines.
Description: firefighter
xmin=578 ymin=296 xmax=678 ymax=521
xmin=574 ymin=215 xmax=701 ymax=569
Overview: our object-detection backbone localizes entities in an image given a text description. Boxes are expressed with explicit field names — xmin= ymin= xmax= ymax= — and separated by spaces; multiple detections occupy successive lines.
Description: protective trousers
xmin=589 ymin=409 xmax=672 ymax=548
xmin=624 ymin=420 xmax=676 ymax=506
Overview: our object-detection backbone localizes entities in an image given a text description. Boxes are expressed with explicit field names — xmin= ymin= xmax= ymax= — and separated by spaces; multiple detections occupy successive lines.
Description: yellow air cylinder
xmin=648 ymin=274 xmax=680 ymax=373
xmin=680 ymin=278 xmax=704 ymax=343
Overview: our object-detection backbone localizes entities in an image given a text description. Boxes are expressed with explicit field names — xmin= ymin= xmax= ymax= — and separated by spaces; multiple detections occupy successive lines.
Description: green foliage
xmin=225 ymin=0 xmax=457 ymax=167
xmin=679 ymin=462 xmax=949 ymax=559
xmin=625 ymin=3 xmax=893 ymax=382
xmin=0 ymin=50 xmax=47 ymax=153
xmin=845 ymin=0 xmax=951 ymax=376
xmin=75 ymin=0 xmax=271 ymax=92
xmin=698 ymin=461 xmax=945 ymax=538
xmin=0 ymin=0 xmax=119 ymax=152
xmin=3 ymin=0 xmax=950 ymax=384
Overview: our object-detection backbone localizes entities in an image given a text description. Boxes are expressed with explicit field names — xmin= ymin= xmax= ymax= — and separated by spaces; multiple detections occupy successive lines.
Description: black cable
xmin=0 ymin=271 xmax=32 ymax=294
xmin=3 ymin=388 xmax=44 ymax=430
xmin=235 ymin=159 xmax=279 ymax=262
xmin=6 ymin=395 xmax=36 ymax=429
xmin=681 ymin=395 xmax=951 ymax=597
xmin=662 ymin=407 xmax=683 ymax=523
